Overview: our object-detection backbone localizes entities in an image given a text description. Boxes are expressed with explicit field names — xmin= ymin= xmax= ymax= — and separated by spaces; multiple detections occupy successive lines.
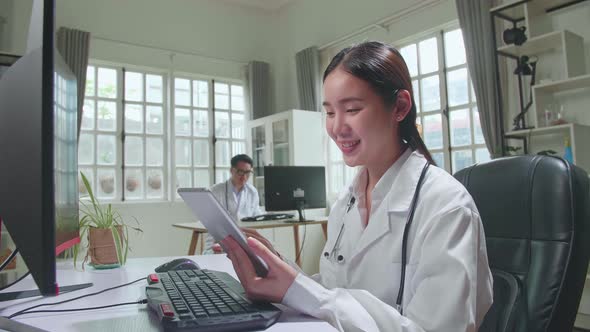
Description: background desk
xmin=0 ymin=256 xmax=335 ymax=331
xmin=173 ymin=218 xmax=328 ymax=267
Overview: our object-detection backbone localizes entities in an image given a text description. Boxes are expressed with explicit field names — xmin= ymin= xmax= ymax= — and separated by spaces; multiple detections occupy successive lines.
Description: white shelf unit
xmin=532 ymin=74 xmax=590 ymax=128
xmin=248 ymin=109 xmax=324 ymax=204
xmin=505 ymin=123 xmax=590 ymax=172
xmin=497 ymin=30 xmax=585 ymax=78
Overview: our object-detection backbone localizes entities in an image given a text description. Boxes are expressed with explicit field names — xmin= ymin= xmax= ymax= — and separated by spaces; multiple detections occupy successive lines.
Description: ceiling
xmin=217 ymin=0 xmax=298 ymax=12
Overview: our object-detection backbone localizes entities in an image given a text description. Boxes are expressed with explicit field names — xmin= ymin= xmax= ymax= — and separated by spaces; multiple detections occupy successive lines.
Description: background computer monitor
xmin=264 ymin=166 xmax=326 ymax=221
xmin=0 ymin=0 xmax=80 ymax=297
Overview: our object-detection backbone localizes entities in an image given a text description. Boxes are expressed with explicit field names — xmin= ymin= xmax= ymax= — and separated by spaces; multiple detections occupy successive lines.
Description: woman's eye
xmin=346 ymin=108 xmax=361 ymax=113
xmin=325 ymin=112 xmax=335 ymax=117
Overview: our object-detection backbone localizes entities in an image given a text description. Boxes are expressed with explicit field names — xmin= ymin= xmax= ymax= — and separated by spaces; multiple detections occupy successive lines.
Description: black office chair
xmin=454 ymin=155 xmax=590 ymax=332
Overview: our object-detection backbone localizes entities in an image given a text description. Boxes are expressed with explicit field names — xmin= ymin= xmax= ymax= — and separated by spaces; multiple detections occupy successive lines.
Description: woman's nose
xmin=330 ymin=113 xmax=349 ymax=137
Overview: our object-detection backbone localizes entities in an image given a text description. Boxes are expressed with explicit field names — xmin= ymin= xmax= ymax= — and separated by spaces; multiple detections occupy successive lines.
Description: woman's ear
xmin=392 ymin=89 xmax=412 ymax=122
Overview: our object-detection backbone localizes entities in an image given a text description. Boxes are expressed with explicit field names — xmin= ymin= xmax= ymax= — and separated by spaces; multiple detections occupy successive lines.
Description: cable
xmin=295 ymin=224 xmax=307 ymax=265
xmin=8 ymin=299 xmax=147 ymax=318
xmin=7 ymin=277 xmax=146 ymax=319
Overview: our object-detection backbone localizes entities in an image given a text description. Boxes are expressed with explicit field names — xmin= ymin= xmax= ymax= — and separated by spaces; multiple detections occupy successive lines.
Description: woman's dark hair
xmin=323 ymin=41 xmax=435 ymax=165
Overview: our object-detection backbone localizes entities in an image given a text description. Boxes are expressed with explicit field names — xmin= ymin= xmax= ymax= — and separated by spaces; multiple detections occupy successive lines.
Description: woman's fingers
xmin=247 ymin=237 xmax=282 ymax=266
xmin=221 ymin=236 xmax=258 ymax=282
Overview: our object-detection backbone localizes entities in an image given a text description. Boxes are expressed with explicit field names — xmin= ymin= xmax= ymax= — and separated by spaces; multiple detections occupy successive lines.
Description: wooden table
xmin=173 ymin=218 xmax=328 ymax=267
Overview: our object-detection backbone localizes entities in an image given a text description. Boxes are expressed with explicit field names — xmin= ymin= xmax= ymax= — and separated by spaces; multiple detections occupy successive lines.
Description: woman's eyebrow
xmin=323 ymin=97 xmax=364 ymax=107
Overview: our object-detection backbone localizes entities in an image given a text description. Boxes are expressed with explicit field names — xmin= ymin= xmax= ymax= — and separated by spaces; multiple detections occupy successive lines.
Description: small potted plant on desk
xmin=74 ymin=172 xmax=142 ymax=269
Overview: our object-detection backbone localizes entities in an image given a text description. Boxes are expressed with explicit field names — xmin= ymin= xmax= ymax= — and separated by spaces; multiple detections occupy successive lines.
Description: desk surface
xmin=173 ymin=217 xmax=328 ymax=232
xmin=0 ymin=256 xmax=335 ymax=332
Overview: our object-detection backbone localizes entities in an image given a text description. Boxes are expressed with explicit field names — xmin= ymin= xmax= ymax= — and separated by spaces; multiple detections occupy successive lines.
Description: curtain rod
xmin=318 ymin=0 xmax=445 ymax=51
xmin=92 ymin=35 xmax=249 ymax=66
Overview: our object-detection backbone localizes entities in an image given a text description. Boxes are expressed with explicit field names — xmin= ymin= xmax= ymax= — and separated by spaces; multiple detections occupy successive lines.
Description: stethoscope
xmin=224 ymin=181 xmax=241 ymax=217
xmin=323 ymin=161 xmax=430 ymax=315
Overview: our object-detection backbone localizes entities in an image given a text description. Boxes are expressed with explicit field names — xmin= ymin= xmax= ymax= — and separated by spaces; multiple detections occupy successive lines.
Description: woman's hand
xmin=221 ymin=236 xmax=297 ymax=303
xmin=212 ymin=228 xmax=278 ymax=256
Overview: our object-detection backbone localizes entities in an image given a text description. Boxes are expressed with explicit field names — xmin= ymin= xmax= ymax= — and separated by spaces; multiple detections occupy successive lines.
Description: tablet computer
xmin=177 ymin=187 xmax=269 ymax=277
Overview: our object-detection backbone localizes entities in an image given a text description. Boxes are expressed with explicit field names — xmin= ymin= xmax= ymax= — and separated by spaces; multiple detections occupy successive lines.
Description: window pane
xmin=215 ymin=141 xmax=230 ymax=166
xmin=215 ymin=111 xmax=230 ymax=138
xmin=452 ymin=150 xmax=473 ymax=173
xmin=232 ymin=141 xmax=246 ymax=155
xmin=330 ymin=163 xmax=344 ymax=194
xmin=175 ymin=139 xmax=191 ymax=166
xmin=147 ymin=169 xmax=164 ymax=198
xmin=215 ymin=83 xmax=229 ymax=109
xmin=194 ymin=80 xmax=208 ymax=108
xmin=124 ymin=168 xmax=143 ymax=199
xmin=193 ymin=140 xmax=209 ymax=166
xmin=81 ymin=100 xmax=95 ymax=130
xmin=194 ymin=169 xmax=210 ymax=188
xmin=401 ymin=44 xmax=418 ymax=77
xmin=97 ymin=168 xmax=116 ymax=199
xmin=444 ymin=29 xmax=466 ymax=67
xmin=432 ymin=152 xmax=444 ymax=168
xmin=125 ymin=71 xmax=143 ymax=102
xmin=175 ymin=108 xmax=191 ymax=136
xmin=146 ymin=137 xmax=163 ymax=166
xmin=85 ymin=66 xmax=95 ymax=96
xmin=412 ymin=80 xmax=420 ymax=114
xmin=329 ymin=139 xmax=341 ymax=162
xmin=125 ymin=136 xmax=144 ymax=166
xmin=232 ymin=113 xmax=244 ymax=139
xmin=476 ymin=148 xmax=491 ymax=163
xmin=450 ymin=108 xmax=471 ymax=147
xmin=96 ymin=135 xmax=116 ymax=165
xmin=97 ymin=68 xmax=117 ymax=98
xmin=176 ymin=169 xmax=192 ymax=189
xmin=473 ymin=107 xmax=485 ymax=144
xmin=78 ymin=134 xmax=94 ymax=164
xmin=419 ymin=38 xmax=438 ymax=74
xmin=193 ymin=110 xmax=208 ymax=137
xmin=174 ymin=78 xmax=190 ymax=106
xmin=231 ymin=85 xmax=244 ymax=111
xmin=447 ymin=68 xmax=468 ymax=107
xmin=420 ymin=76 xmax=440 ymax=112
xmin=215 ymin=168 xmax=230 ymax=184
xmin=146 ymin=74 xmax=163 ymax=103
xmin=97 ymin=101 xmax=117 ymax=131
xmin=125 ymin=103 xmax=143 ymax=134
xmin=423 ymin=114 xmax=443 ymax=149
xmin=146 ymin=106 xmax=163 ymax=134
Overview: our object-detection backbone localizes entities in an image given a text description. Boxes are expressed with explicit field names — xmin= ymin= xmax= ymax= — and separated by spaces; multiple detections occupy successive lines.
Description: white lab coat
xmin=282 ymin=149 xmax=493 ymax=332
xmin=203 ymin=180 xmax=262 ymax=254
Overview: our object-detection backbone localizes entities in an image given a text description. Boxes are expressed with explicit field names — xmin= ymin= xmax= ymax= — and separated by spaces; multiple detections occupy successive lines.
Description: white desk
xmin=0 ymin=256 xmax=335 ymax=331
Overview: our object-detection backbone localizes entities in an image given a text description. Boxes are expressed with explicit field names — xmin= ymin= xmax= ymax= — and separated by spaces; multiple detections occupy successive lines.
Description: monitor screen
xmin=264 ymin=166 xmax=326 ymax=220
xmin=0 ymin=0 xmax=79 ymax=296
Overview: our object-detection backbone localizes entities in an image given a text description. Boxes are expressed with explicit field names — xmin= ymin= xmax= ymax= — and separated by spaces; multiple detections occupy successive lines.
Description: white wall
xmin=0 ymin=0 xmax=33 ymax=55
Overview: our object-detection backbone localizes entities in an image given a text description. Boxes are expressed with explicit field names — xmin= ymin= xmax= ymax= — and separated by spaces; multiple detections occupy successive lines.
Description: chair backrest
xmin=454 ymin=155 xmax=590 ymax=331
xmin=478 ymin=269 xmax=521 ymax=332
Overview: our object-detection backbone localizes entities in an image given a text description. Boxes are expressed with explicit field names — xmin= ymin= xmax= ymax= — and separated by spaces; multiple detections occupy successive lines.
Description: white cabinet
xmin=248 ymin=109 xmax=324 ymax=204
xmin=493 ymin=0 xmax=590 ymax=173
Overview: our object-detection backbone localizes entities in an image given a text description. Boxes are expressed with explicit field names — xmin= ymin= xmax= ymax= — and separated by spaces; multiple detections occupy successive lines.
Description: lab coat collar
xmin=349 ymin=150 xmax=428 ymax=261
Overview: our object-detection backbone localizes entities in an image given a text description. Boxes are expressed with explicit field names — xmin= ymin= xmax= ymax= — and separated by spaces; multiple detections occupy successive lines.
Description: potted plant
xmin=74 ymin=172 xmax=141 ymax=269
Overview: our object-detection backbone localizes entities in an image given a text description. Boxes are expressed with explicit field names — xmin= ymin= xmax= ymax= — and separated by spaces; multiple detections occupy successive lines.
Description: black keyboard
xmin=146 ymin=269 xmax=281 ymax=331
xmin=241 ymin=213 xmax=295 ymax=221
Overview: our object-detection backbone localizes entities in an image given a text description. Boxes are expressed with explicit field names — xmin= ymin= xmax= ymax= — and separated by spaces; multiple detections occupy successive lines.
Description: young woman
xmin=221 ymin=41 xmax=493 ymax=332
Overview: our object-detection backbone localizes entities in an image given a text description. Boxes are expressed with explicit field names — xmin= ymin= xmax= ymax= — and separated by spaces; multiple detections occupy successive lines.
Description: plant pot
xmin=88 ymin=226 xmax=123 ymax=268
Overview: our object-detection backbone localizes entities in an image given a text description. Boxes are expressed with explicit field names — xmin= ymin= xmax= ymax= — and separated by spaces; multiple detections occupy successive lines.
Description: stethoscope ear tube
xmin=395 ymin=162 xmax=429 ymax=315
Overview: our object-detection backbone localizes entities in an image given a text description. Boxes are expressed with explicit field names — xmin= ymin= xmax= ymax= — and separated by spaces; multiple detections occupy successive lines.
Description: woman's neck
xmin=365 ymin=145 xmax=407 ymax=194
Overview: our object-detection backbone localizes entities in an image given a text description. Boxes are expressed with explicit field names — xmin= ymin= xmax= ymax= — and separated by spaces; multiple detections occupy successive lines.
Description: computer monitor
xmin=264 ymin=166 xmax=326 ymax=221
xmin=0 ymin=0 xmax=82 ymax=298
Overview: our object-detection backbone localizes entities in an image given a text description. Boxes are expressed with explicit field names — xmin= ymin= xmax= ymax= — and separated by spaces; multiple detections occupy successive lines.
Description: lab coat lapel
xmin=348 ymin=152 xmax=428 ymax=261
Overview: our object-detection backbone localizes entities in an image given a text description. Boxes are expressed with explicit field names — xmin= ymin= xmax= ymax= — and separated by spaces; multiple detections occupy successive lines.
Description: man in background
xmin=204 ymin=154 xmax=262 ymax=254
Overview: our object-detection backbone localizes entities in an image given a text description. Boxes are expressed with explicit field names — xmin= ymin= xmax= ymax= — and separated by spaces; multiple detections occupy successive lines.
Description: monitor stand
xmin=0 ymin=283 xmax=93 ymax=302
xmin=295 ymin=199 xmax=306 ymax=222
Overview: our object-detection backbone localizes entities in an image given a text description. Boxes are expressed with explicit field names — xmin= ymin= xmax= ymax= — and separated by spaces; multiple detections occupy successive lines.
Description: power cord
xmin=7 ymin=277 xmax=146 ymax=318
xmin=294 ymin=224 xmax=307 ymax=265
xmin=0 ymin=248 xmax=31 ymax=292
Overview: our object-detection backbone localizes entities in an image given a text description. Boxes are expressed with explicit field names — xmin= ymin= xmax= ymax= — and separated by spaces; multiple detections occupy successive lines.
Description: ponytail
xmin=399 ymin=102 xmax=435 ymax=166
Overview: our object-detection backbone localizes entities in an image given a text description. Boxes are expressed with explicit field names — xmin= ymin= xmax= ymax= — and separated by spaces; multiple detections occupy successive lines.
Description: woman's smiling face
xmin=323 ymin=67 xmax=398 ymax=168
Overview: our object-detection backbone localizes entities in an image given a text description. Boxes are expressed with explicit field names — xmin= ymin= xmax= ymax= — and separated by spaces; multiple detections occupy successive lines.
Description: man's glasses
xmin=235 ymin=169 xmax=253 ymax=176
